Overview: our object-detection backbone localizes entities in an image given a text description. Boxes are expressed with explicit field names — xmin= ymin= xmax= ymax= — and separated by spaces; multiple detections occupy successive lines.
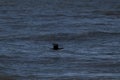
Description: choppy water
xmin=0 ymin=0 xmax=120 ymax=80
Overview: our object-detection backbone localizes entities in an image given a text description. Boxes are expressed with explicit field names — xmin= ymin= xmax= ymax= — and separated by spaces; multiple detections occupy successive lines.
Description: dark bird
xmin=52 ymin=43 xmax=63 ymax=50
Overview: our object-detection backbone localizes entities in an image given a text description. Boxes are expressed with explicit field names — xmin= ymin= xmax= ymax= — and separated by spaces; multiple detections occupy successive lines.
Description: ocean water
xmin=0 ymin=0 xmax=120 ymax=80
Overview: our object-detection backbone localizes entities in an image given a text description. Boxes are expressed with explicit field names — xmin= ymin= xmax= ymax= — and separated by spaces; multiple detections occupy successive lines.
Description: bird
xmin=52 ymin=43 xmax=63 ymax=50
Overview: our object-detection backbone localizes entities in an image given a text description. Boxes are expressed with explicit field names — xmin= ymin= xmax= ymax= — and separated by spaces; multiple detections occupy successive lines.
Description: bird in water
xmin=52 ymin=43 xmax=63 ymax=50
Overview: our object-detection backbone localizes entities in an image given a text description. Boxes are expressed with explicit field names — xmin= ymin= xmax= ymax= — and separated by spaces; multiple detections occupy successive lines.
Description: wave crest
xmin=0 ymin=31 xmax=120 ymax=41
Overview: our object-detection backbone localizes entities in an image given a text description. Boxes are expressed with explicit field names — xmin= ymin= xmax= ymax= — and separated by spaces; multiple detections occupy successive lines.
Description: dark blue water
xmin=0 ymin=0 xmax=120 ymax=80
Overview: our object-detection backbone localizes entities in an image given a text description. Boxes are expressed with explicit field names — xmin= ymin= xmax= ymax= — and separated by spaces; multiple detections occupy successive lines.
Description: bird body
xmin=52 ymin=43 xmax=63 ymax=50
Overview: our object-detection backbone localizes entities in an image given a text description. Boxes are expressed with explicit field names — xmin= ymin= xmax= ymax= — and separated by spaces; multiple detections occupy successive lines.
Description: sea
xmin=0 ymin=0 xmax=120 ymax=80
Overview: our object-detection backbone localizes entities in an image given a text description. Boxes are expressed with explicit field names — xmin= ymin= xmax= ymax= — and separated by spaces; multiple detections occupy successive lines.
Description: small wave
xmin=0 ymin=55 xmax=19 ymax=59
xmin=0 ymin=55 xmax=13 ymax=59
xmin=31 ymin=14 xmax=67 ymax=18
xmin=0 ymin=31 xmax=120 ymax=41
xmin=93 ymin=10 xmax=120 ymax=16
xmin=82 ymin=31 xmax=120 ymax=36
